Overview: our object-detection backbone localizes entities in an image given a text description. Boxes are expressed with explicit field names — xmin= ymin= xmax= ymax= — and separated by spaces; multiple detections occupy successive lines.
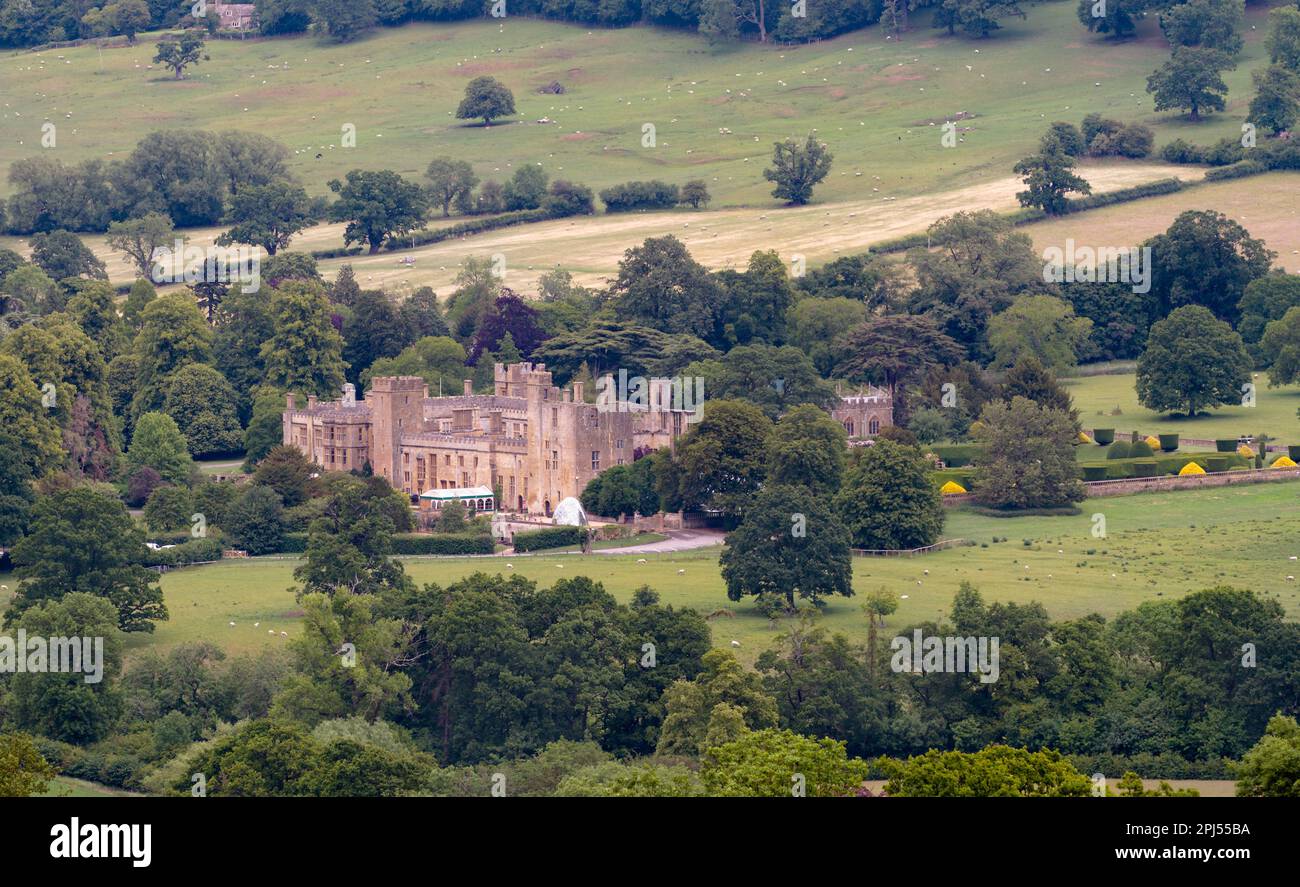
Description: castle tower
xmin=367 ymin=376 xmax=425 ymax=491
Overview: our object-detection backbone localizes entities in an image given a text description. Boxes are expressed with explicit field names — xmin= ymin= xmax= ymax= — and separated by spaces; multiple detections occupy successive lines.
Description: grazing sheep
xmin=229 ymin=622 xmax=235 ymax=627
xmin=730 ymin=640 xmax=740 ymax=647
xmin=677 ymin=569 xmax=686 ymax=574
xmin=637 ymin=558 xmax=647 ymax=564
xmin=280 ymin=631 xmax=288 ymax=637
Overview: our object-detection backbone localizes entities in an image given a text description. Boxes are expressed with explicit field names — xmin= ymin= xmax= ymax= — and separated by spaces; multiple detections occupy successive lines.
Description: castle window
xmin=552 ymin=408 xmax=558 ymax=425
xmin=844 ymin=420 xmax=854 ymax=436
xmin=592 ymin=451 xmax=600 ymax=471
xmin=869 ymin=417 xmax=880 ymax=435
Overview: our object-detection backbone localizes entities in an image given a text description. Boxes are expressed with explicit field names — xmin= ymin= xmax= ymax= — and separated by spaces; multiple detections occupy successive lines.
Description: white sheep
xmin=730 ymin=640 xmax=740 ymax=647
xmin=637 ymin=558 xmax=647 ymax=564
xmin=677 ymin=569 xmax=686 ymax=575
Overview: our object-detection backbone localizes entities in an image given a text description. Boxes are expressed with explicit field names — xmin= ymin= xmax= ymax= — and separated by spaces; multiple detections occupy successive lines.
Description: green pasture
xmin=136 ymin=481 xmax=1300 ymax=665
xmin=0 ymin=5 xmax=1277 ymax=208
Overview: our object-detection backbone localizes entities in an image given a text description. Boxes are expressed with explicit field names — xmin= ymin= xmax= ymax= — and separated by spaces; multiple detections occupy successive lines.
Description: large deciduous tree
xmin=1137 ymin=306 xmax=1251 ymax=417
xmin=835 ymin=439 xmax=944 ymax=550
xmin=1145 ymin=210 xmax=1273 ymax=325
xmin=1147 ymin=46 xmax=1235 ymax=121
xmin=425 ymin=158 xmax=479 ymax=217
xmin=261 ymin=281 xmax=348 ymax=397
xmin=456 ymin=76 xmax=517 ymax=126
xmin=611 ymin=236 xmax=724 ymax=340
xmin=11 ymin=488 xmax=168 ymax=632
xmin=217 ymin=181 xmax=312 ymax=256
xmin=763 ymin=134 xmax=833 ymax=205
xmin=720 ymin=483 xmax=853 ymax=609
xmin=973 ymin=396 xmax=1085 ymax=510
xmin=1013 ymin=147 xmax=1091 ymax=215
xmin=667 ymin=399 xmax=772 ymax=521
xmin=987 ymin=295 xmax=1094 ymax=371
xmin=767 ymin=403 xmax=848 ymax=495
xmin=328 ymin=170 xmax=429 ymax=254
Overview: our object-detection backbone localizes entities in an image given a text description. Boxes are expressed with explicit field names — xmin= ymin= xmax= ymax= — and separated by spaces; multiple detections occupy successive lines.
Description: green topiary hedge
xmin=512 ymin=526 xmax=589 ymax=552
xmin=1092 ymin=429 xmax=1115 ymax=445
xmin=1215 ymin=439 xmax=1238 ymax=453
xmin=1158 ymin=434 xmax=1179 ymax=452
xmin=143 ymin=537 xmax=225 ymax=566
xmin=1205 ymin=455 xmax=1231 ymax=472
xmin=392 ymin=533 xmax=494 ymax=555
xmin=1130 ymin=440 xmax=1154 ymax=458
xmin=1132 ymin=460 xmax=1158 ymax=478
xmin=1106 ymin=441 xmax=1131 ymax=459
xmin=1081 ymin=465 xmax=1110 ymax=481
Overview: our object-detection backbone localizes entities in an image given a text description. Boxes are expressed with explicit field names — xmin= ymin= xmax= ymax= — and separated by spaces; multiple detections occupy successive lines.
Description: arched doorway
xmin=517 ymin=494 xmax=524 ymax=512
xmin=544 ymin=499 xmax=552 ymax=517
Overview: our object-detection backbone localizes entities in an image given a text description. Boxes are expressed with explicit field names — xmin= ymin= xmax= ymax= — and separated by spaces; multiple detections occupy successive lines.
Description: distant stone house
xmin=831 ymin=385 xmax=894 ymax=440
xmin=214 ymin=2 xmax=257 ymax=31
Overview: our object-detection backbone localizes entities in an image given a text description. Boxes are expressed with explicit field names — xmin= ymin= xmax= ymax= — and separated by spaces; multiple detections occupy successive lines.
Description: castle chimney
xmin=463 ymin=379 xmax=473 ymax=396
xmin=573 ymin=380 xmax=584 ymax=403
xmin=286 ymin=393 xmax=295 ymax=410
xmin=307 ymin=394 xmax=317 ymax=410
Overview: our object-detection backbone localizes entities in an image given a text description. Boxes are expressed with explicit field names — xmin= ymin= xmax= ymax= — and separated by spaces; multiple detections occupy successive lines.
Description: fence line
xmin=851 ymin=539 xmax=967 ymax=557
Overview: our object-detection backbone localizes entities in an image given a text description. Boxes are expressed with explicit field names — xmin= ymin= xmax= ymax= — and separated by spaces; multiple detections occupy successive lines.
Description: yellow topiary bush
xmin=1144 ymin=435 xmax=1160 ymax=449
xmin=1178 ymin=461 xmax=1206 ymax=476
xmin=940 ymin=480 xmax=967 ymax=494
xmin=1077 ymin=431 xmax=1094 ymax=444
xmin=1272 ymin=455 xmax=1298 ymax=468
xmin=1238 ymin=444 xmax=1255 ymax=458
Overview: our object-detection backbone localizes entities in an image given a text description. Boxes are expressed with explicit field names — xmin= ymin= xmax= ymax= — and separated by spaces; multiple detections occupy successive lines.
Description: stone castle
xmin=282 ymin=363 xmax=692 ymax=516
xmin=282 ymin=363 xmax=894 ymax=516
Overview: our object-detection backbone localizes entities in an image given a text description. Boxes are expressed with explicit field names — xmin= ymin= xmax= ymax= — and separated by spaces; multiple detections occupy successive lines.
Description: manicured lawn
xmin=137 ymin=481 xmax=1300 ymax=665
xmin=1064 ymin=371 xmax=1300 ymax=446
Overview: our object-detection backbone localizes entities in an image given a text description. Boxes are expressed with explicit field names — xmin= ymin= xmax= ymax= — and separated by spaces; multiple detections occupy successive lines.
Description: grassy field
xmin=2 ymin=6 xmax=1287 ymax=293
xmin=130 ymin=481 xmax=1300 ymax=665
xmin=1065 ymin=371 xmax=1300 ymax=445
xmin=39 ymin=776 xmax=142 ymax=798
xmin=1022 ymin=172 xmax=1300 ymax=274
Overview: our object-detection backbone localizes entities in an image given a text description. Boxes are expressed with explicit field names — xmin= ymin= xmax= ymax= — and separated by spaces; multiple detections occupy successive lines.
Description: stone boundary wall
xmin=942 ymin=465 xmax=1300 ymax=506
